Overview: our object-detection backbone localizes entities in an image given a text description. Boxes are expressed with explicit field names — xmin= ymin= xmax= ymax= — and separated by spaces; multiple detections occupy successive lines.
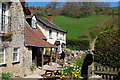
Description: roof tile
xmin=25 ymin=22 xmax=57 ymax=48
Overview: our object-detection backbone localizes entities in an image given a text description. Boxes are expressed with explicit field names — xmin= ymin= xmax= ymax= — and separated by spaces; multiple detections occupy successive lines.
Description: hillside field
xmin=43 ymin=15 xmax=112 ymax=39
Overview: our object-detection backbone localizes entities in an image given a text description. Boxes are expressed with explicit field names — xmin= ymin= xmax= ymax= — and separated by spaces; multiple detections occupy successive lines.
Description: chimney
xmin=28 ymin=7 xmax=34 ymax=15
xmin=48 ymin=15 xmax=53 ymax=23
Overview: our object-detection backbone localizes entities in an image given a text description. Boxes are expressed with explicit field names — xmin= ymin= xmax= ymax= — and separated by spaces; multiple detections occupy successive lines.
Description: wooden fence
xmin=88 ymin=64 xmax=120 ymax=80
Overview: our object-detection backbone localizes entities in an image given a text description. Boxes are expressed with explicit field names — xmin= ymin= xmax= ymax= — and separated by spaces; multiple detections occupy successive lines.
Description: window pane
xmin=13 ymin=53 xmax=18 ymax=61
xmin=0 ymin=49 xmax=4 ymax=64
xmin=0 ymin=58 xmax=4 ymax=63
xmin=1 ymin=3 xmax=6 ymax=31
xmin=0 ymin=59 xmax=3 ymax=63
xmin=14 ymin=48 xmax=18 ymax=53
xmin=0 ymin=49 xmax=4 ymax=54
xmin=0 ymin=54 xmax=4 ymax=59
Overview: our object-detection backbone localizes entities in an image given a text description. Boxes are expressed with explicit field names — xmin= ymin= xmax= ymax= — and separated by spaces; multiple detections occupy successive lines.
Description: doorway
xmin=32 ymin=47 xmax=43 ymax=67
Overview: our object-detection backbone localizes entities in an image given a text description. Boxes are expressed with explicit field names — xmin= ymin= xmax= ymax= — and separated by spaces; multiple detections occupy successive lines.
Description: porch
xmin=31 ymin=47 xmax=58 ymax=70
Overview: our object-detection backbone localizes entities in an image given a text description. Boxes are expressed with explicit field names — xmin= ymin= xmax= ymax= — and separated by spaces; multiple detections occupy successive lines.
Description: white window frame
xmin=12 ymin=48 xmax=19 ymax=63
xmin=0 ymin=2 xmax=8 ymax=33
xmin=0 ymin=49 xmax=5 ymax=64
xmin=31 ymin=19 xmax=37 ymax=29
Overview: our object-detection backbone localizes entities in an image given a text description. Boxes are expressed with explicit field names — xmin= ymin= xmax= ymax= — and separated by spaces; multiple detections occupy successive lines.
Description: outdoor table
xmin=44 ymin=68 xmax=61 ymax=76
xmin=45 ymin=69 xmax=55 ymax=76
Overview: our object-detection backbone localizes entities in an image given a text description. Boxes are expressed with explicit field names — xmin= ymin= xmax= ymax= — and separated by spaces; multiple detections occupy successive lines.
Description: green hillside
xmin=43 ymin=15 xmax=112 ymax=39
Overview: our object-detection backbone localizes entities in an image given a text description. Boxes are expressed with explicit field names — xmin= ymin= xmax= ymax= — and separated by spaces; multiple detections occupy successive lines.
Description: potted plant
xmin=30 ymin=64 xmax=35 ymax=73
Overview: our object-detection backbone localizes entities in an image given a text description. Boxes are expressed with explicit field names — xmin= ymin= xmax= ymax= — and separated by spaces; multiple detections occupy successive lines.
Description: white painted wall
xmin=37 ymin=23 xmax=66 ymax=54
xmin=37 ymin=24 xmax=47 ymax=37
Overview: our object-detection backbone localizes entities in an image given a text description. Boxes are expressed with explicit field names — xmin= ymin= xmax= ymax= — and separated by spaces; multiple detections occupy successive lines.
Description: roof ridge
xmin=36 ymin=16 xmax=66 ymax=33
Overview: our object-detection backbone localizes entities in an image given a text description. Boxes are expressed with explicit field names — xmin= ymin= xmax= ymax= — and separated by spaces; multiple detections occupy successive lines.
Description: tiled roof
xmin=25 ymin=22 xmax=57 ymax=48
xmin=36 ymin=16 xmax=66 ymax=33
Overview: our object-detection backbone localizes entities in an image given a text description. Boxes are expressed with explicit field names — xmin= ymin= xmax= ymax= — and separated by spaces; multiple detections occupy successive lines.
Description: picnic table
xmin=42 ymin=67 xmax=62 ymax=78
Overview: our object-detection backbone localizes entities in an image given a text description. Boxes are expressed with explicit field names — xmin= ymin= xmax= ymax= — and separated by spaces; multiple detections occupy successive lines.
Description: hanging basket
xmin=3 ymin=32 xmax=13 ymax=38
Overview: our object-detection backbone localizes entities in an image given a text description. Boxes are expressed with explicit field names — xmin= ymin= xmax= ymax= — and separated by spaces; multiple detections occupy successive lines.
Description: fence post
xmin=115 ymin=68 xmax=117 ymax=72
xmin=88 ymin=65 xmax=92 ymax=77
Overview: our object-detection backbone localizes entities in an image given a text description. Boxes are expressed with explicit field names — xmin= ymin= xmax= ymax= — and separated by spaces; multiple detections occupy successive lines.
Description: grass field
xmin=43 ymin=15 xmax=112 ymax=39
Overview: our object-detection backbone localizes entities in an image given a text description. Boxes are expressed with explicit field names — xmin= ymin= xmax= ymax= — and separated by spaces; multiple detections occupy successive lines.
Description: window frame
xmin=0 ymin=49 xmax=5 ymax=65
xmin=1 ymin=3 xmax=6 ymax=32
xmin=12 ymin=48 xmax=20 ymax=63
xmin=31 ymin=19 xmax=37 ymax=29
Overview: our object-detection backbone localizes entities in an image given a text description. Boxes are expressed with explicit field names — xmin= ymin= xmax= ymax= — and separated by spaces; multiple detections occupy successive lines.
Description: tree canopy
xmin=94 ymin=29 xmax=120 ymax=68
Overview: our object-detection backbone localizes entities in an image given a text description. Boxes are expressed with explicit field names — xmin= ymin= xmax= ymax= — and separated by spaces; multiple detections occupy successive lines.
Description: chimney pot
xmin=48 ymin=15 xmax=53 ymax=23
xmin=28 ymin=7 xmax=34 ymax=15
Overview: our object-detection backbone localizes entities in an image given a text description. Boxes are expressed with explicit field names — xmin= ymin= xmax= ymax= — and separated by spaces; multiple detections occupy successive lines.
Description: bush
xmin=1 ymin=72 xmax=13 ymax=79
xmin=66 ymin=38 xmax=90 ymax=50
xmin=94 ymin=29 xmax=120 ymax=68
xmin=72 ymin=54 xmax=86 ymax=69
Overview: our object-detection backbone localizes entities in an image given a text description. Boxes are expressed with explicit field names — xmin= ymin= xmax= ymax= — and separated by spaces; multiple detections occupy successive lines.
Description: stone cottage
xmin=0 ymin=1 xmax=35 ymax=77
xmin=0 ymin=1 xmax=66 ymax=78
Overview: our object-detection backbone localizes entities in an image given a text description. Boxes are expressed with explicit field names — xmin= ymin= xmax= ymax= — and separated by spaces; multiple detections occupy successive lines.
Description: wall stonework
xmin=0 ymin=2 xmax=32 ymax=78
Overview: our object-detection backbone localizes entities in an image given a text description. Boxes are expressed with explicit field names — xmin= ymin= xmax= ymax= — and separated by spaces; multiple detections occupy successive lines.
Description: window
xmin=0 ymin=49 xmax=5 ymax=64
xmin=63 ymin=34 xmax=65 ymax=41
xmin=13 ymin=48 xmax=19 ymax=62
xmin=1 ymin=3 xmax=6 ymax=32
xmin=56 ymin=32 xmax=59 ymax=40
xmin=31 ymin=19 xmax=37 ymax=29
xmin=49 ymin=30 xmax=52 ymax=39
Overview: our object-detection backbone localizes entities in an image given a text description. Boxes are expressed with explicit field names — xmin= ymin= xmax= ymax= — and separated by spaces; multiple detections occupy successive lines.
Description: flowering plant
xmin=58 ymin=65 xmax=81 ymax=79
xmin=58 ymin=54 xmax=86 ymax=79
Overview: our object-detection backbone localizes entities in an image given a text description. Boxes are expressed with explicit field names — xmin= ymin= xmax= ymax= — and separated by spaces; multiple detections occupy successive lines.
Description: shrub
xmin=1 ymin=72 xmax=13 ymax=79
xmin=72 ymin=54 xmax=86 ymax=69
xmin=94 ymin=29 xmax=120 ymax=68
xmin=30 ymin=64 xmax=35 ymax=73
xmin=66 ymin=38 xmax=90 ymax=50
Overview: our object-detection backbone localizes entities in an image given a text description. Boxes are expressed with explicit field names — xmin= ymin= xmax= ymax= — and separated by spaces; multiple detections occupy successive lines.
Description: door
xmin=32 ymin=47 xmax=43 ymax=67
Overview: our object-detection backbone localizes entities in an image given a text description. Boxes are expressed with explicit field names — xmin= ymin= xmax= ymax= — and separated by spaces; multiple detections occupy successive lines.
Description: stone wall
xmin=0 ymin=2 xmax=32 ymax=78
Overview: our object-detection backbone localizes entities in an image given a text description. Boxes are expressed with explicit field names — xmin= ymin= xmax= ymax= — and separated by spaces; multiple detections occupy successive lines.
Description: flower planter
xmin=3 ymin=32 xmax=13 ymax=38
xmin=63 ymin=76 xmax=71 ymax=79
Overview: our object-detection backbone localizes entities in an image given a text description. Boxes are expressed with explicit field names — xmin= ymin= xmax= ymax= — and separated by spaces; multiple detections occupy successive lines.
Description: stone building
xmin=0 ymin=1 xmax=66 ymax=78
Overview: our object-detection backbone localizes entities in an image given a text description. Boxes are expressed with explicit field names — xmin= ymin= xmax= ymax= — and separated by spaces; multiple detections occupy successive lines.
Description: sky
xmin=27 ymin=2 xmax=119 ymax=7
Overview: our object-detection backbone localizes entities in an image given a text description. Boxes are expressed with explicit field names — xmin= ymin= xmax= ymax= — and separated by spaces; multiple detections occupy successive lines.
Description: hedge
xmin=94 ymin=29 xmax=120 ymax=68
xmin=66 ymin=38 xmax=90 ymax=50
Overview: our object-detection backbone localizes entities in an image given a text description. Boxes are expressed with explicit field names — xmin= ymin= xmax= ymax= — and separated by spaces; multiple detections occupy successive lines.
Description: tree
xmin=45 ymin=2 xmax=63 ymax=15
xmin=94 ymin=29 xmax=120 ymax=68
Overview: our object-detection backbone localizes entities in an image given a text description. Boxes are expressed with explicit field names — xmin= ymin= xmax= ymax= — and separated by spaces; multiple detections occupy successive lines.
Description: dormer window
xmin=31 ymin=19 xmax=37 ymax=29
xmin=31 ymin=15 xmax=37 ymax=29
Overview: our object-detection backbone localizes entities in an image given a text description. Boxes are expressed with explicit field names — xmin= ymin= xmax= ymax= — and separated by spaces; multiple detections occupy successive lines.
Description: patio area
xmin=24 ymin=62 xmax=60 ymax=78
